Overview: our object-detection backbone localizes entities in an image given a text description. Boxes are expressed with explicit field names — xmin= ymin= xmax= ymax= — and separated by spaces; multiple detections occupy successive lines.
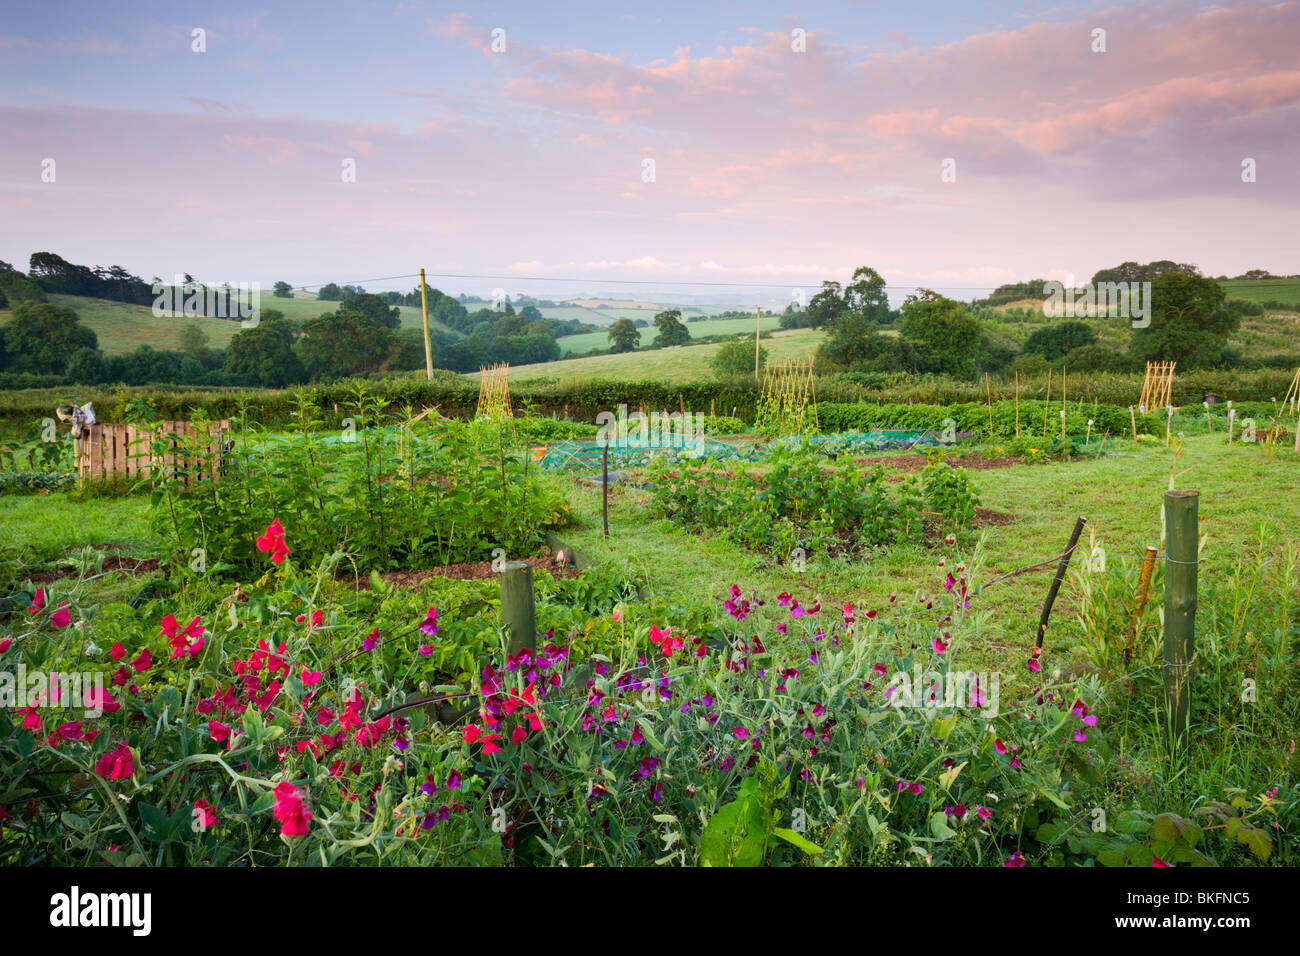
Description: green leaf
xmin=700 ymin=791 xmax=768 ymax=867
xmin=772 ymin=827 xmax=824 ymax=855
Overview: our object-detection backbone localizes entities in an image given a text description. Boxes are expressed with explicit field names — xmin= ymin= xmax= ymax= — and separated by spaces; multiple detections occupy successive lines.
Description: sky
xmin=1 ymin=0 xmax=1297 ymax=304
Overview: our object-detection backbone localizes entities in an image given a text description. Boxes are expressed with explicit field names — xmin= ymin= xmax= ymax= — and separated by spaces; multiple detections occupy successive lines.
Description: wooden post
xmin=1162 ymin=490 xmax=1198 ymax=749
xmin=419 ymin=268 xmax=433 ymax=381
xmin=602 ymin=441 xmax=609 ymax=538
xmin=755 ymin=307 xmax=761 ymax=380
xmin=1204 ymin=401 xmax=1211 ymax=431
xmin=985 ymin=373 xmax=993 ymax=439
xmin=1014 ymin=371 xmax=1020 ymax=438
xmin=1166 ymin=406 xmax=1173 ymax=446
xmin=500 ymin=562 xmax=536 ymax=658
xmin=1129 ymin=406 xmax=1138 ymax=443
xmin=1043 ymin=368 xmax=1052 ymax=438
xmin=1034 ymin=516 xmax=1087 ymax=651
xmin=1228 ymin=409 xmax=1236 ymax=445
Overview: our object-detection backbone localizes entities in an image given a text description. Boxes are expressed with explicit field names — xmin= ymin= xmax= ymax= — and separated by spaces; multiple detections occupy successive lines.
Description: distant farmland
xmin=40 ymin=294 xmax=454 ymax=355
xmin=472 ymin=327 xmax=823 ymax=384
xmin=556 ymin=313 xmax=782 ymax=355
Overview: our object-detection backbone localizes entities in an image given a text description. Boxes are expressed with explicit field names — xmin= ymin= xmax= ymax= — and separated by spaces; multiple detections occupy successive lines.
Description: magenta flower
xmin=419 ymin=607 xmax=439 ymax=638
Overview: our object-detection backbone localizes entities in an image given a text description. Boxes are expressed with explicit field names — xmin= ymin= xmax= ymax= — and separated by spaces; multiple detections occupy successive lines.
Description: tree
xmin=1 ymin=302 xmax=98 ymax=375
xmin=652 ymin=309 xmax=691 ymax=347
xmin=179 ymin=323 xmax=210 ymax=355
xmin=711 ymin=339 xmax=767 ymax=377
xmin=520 ymin=304 xmax=543 ymax=322
xmin=842 ymin=266 xmax=892 ymax=324
xmin=608 ymin=318 xmax=641 ymax=353
xmin=1021 ymin=321 xmax=1097 ymax=361
xmin=806 ymin=281 xmax=845 ymax=330
xmin=273 ymin=281 xmax=294 ymax=298
xmin=340 ymin=292 xmax=401 ymax=330
xmin=897 ymin=290 xmax=980 ymax=378
xmin=66 ymin=347 xmax=106 ymax=384
xmin=0 ymin=269 xmax=48 ymax=305
xmin=1090 ymin=260 xmax=1200 ymax=285
xmin=317 ymin=283 xmax=344 ymax=301
xmin=1130 ymin=273 xmax=1241 ymax=368
xmin=298 ymin=310 xmax=399 ymax=380
xmin=817 ymin=311 xmax=899 ymax=370
xmin=225 ymin=320 xmax=304 ymax=387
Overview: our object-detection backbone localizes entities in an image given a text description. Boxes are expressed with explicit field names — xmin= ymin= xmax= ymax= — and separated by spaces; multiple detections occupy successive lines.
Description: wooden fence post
xmin=602 ymin=441 xmax=610 ymax=538
xmin=1034 ymin=515 xmax=1087 ymax=651
xmin=500 ymin=561 xmax=536 ymax=658
xmin=1163 ymin=490 xmax=1199 ymax=750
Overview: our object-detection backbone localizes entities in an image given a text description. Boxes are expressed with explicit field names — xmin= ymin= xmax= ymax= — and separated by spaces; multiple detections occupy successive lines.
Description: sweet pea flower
xmin=51 ymin=603 xmax=72 ymax=628
xmin=272 ymin=781 xmax=311 ymax=837
xmin=94 ymin=742 xmax=135 ymax=781
xmin=256 ymin=519 xmax=292 ymax=564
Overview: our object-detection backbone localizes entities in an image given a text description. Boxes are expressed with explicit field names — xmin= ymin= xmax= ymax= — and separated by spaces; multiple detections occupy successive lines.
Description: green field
xmin=474 ymin=327 xmax=824 ymax=383
xmin=1220 ymin=277 xmax=1300 ymax=308
xmin=557 ymin=313 xmax=781 ymax=355
xmin=31 ymin=294 xmax=456 ymax=355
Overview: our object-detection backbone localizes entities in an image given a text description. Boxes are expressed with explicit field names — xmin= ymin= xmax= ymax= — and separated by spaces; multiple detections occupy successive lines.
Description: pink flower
xmin=0 ymin=637 xmax=10 ymax=655
xmin=300 ymin=667 xmax=322 ymax=686
xmin=418 ymin=645 xmax=434 ymax=657
xmin=194 ymin=798 xmax=218 ymax=830
xmin=109 ymin=642 xmax=126 ymax=661
xmin=650 ymin=624 xmax=683 ymax=658
xmin=1152 ymin=856 xmax=1171 ymax=867
xmin=1004 ymin=851 xmax=1027 ymax=867
xmin=256 ymin=519 xmax=292 ymax=564
xmin=29 ymin=588 xmax=46 ymax=614
xmin=272 ymin=781 xmax=312 ymax=837
xmin=612 ymin=607 xmax=622 ymax=622
xmin=1073 ymin=730 xmax=1088 ymax=743
xmin=362 ymin=628 xmax=379 ymax=652
xmin=419 ymin=607 xmax=439 ymax=638
xmin=161 ymin=614 xmax=205 ymax=658
xmin=209 ymin=720 xmax=231 ymax=742
xmin=994 ymin=738 xmax=1010 ymax=755
xmin=732 ymin=727 xmax=749 ymax=740
xmin=51 ymin=603 xmax=72 ymax=628
xmin=976 ymin=806 xmax=993 ymax=820
xmin=94 ymin=742 xmax=135 ymax=781
xmin=130 ymin=649 xmax=152 ymax=673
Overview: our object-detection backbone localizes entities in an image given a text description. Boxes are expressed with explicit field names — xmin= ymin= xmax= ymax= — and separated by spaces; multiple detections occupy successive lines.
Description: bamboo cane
xmin=1163 ymin=491 xmax=1199 ymax=750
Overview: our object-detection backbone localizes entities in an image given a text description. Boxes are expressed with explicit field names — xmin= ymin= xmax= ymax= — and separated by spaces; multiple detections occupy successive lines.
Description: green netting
xmin=537 ymin=436 xmax=760 ymax=469
xmin=772 ymin=430 xmax=945 ymax=456
xmin=536 ymin=429 xmax=951 ymax=469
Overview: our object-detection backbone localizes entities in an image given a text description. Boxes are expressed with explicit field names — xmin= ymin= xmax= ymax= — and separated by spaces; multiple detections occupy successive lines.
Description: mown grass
xmin=554 ymin=433 xmax=1300 ymax=677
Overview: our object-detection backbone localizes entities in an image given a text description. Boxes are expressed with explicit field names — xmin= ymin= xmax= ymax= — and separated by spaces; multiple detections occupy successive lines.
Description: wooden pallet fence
xmin=77 ymin=421 xmax=231 ymax=485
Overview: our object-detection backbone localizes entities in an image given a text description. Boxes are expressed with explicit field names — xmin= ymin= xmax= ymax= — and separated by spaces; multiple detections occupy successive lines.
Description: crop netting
xmin=536 ymin=436 xmax=762 ymax=469
xmin=536 ymin=430 xmax=953 ymax=469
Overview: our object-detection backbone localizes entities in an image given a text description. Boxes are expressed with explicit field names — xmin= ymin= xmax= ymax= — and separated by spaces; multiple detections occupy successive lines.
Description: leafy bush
xmin=148 ymin=391 xmax=571 ymax=579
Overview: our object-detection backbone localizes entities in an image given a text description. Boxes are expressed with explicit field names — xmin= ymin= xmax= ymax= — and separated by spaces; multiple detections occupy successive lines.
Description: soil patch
xmin=31 ymin=555 xmax=161 ymax=582
xmin=352 ymin=551 xmax=579 ymax=590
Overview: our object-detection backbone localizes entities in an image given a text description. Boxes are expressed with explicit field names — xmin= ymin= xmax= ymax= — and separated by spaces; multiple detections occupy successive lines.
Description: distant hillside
xmin=18 ymin=294 xmax=458 ymax=356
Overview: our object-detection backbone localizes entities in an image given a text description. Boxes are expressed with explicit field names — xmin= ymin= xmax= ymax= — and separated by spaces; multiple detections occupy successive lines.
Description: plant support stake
xmin=1034 ymin=516 xmax=1087 ymax=651
xmin=500 ymin=561 xmax=536 ymax=658
xmin=1163 ymin=490 xmax=1199 ymax=749
xmin=602 ymin=441 xmax=609 ymax=538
